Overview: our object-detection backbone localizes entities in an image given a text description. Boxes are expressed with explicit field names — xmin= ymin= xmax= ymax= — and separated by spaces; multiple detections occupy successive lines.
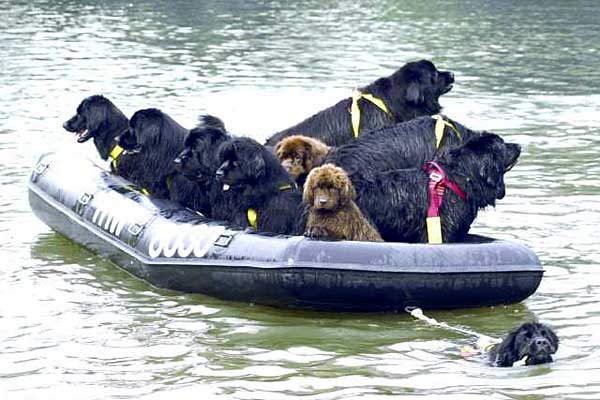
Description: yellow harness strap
xmin=247 ymin=208 xmax=258 ymax=229
xmin=426 ymin=216 xmax=443 ymax=244
xmin=109 ymin=144 xmax=125 ymax=171
xmin=351 ymin=90 xmax=390 ymax=138
xmin=246 ymin=184 xmax=294 ymax=229
xmin=433 ymin=115 xmax=462 ymax=148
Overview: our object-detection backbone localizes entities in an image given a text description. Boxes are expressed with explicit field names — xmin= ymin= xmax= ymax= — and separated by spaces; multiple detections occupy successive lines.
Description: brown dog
xmin=276 ymin=135 xmax=331 ymax=187
xmin=303 ymin=164 xmax=383 ymax=242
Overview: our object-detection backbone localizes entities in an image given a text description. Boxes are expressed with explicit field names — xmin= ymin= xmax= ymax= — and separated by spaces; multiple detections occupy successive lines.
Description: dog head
xmin=174 ymin=115 xmax=229 ymax=183
xmin=275 ymin=135 xmax=330 ymax=182
xmin=492 ymin=322 xmax=559 ymax=367
xmin=63 ymin=95 xmax=127 ymax=145
xmin=117 ymin=108 xmax=183 ymax=155
xmin=444 ymin=133 xmax=521 ymax=207
xmin=215 ymin=137 xmax=273 ymax=190
xmin=380 ymin=60 xmax=454 ymax=116
xmin=304 ymin=164 xmax=356 ymax=211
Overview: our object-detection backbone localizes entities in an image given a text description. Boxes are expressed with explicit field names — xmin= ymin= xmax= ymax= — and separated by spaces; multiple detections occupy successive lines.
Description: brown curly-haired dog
xmin=303 ymin=164 xmax=383 ymax=242
xmin=275 ymin=135 xmax=331 ymax=187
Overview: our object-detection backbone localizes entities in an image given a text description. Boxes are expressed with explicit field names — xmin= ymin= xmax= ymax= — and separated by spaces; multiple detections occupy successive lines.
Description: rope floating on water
xmin=405 ymin=307 xmax=501 ymax=352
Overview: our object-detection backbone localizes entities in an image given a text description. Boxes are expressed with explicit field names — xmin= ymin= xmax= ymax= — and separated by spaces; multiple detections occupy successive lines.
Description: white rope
xmin=405 ymin=307 xmax=500 ymax=351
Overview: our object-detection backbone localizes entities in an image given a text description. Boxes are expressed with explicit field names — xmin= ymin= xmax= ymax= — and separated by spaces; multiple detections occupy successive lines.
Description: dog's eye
xmin=431 ymin=72 xmax=438 ymax=82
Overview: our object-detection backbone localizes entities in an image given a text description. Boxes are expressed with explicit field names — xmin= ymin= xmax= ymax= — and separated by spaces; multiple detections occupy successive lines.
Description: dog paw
xmin=304 ymin=227 xmax=330 ymax=239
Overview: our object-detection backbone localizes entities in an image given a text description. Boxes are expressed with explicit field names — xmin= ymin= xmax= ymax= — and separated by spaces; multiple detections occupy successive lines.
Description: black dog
xmin=325 ymin=115 xmax=482 ymax=180
xmin=215 ymin=137 xmax=304 ymax=235
xmin=63 ymin=95 xmax=129 ymax=163
xmin=489 ymin=322 xmax=559 ymax=367
xmin=265 ymin=60 xmax=454 ymax=147
xmin=173 ymin=115 xmax=236 ymax=220
xmin=276 ymin=116 xmax=512 ymax=189
xmin=117 ymin=108 xmax=207 ymax=212
xmin=350 ymin=134 xmax=520 ymax=242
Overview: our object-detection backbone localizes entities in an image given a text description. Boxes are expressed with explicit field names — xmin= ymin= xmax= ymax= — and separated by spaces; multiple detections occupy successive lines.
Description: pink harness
xmin=423 ymin=161 xmax=466 ymax=243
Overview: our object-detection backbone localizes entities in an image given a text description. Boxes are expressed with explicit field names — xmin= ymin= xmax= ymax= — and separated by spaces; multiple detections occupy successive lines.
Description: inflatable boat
xmin=28 ymin=152 xmax=544 ymax=312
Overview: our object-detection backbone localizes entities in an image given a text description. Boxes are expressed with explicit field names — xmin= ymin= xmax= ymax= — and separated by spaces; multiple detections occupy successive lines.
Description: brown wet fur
xmin=303 ymin=164 xmax=383 ymax=242
xmin=275 ymin=135 xmax=330 ymax=184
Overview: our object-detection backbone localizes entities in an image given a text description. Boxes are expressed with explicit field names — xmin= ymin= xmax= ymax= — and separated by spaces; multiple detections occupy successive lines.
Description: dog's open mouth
xmin=76 ymin=129 xmax=93 ymax=143
xmin=441 ymin=84 xmax=453 ymax=94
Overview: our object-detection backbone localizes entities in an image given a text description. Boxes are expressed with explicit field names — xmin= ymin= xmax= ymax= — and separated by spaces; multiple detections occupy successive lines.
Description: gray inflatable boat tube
xmin=28 ymin=152 xmax=543 ymax=312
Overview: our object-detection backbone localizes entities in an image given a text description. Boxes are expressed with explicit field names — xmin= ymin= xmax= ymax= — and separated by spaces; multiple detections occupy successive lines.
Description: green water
xmin=1 ymin=0 xmax=599 ymax=398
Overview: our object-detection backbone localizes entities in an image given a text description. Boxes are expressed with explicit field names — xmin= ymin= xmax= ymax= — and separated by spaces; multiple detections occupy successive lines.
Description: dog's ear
xmin=131 ymin=109 xmax=165 ymax=149
xmin=478 ymin=164 xmax=498 ymax=188
xmin=305 ymin=138 xmax=330 ymax=170
xmin=85 ymin=98 xmax=109 ymax=132
xmin=504 ymin=143 xmax=521 ymax=172
xmin=139 ymin=120 xmax=162 ymax=148
xmin=492 ymin=329 xmax=520 ymax=367
xmin=338 ymin=175 xmax=356 ymax=206
xmin=247 ymin=153 xmax=266 ymax=180
xmin=303 ymin=170 xmax=317 ymax=205
xmin=539 ymin=324 xmax=560 ymax=351
xmin=405 ymin=81 xmax=425 ymax=104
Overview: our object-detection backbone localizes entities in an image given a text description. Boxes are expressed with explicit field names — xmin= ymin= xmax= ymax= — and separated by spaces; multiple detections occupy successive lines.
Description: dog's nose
xmin=62 ymin=121 xmax=69 ymax=129
xmin=534 ymin=336 xmax=550 ymax=349
xmin=447 ymin=71 xmax=455 ymax=83
xmin=318 ymin=196 xmax=328 ymax=204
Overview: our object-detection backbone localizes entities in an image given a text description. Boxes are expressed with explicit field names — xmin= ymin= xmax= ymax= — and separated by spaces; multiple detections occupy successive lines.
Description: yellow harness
xmin=425 ymin=117 xmax=464 ymax=244
xmin=109 ymin=144 xmax=151 ymax=196
xmin=432 ymin=114 xmax=462 ymax=148
xmin=247 ymin=208 xmax=258 ymax=229
xmin=246 ymin=184 xmax=296 ymax=229
xmin=109 ymin=144 xmax=124 ymax=171
xmin=350 ymin=90 xmax=391 ymax=138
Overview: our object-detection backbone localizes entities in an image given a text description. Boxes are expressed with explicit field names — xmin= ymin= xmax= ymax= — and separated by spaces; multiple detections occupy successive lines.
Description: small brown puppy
xmin=276 ymin=135 xmax=331 ymax=186
xmin=303 ymin=164 xmax=383 ymax=242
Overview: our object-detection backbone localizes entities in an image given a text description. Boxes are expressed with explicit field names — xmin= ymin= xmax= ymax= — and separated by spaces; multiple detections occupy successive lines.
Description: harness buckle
xmin=429 ymin=171 xmax=443 ymax=183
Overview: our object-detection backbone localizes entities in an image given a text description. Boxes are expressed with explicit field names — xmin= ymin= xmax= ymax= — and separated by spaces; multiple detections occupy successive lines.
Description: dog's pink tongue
xmin=76 ymin=130 xmax=89 ymax=143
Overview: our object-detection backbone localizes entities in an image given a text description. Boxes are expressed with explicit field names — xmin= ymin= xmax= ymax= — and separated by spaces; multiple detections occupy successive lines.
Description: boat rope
xmin=405 ymin=307 xmax=500 ymax=352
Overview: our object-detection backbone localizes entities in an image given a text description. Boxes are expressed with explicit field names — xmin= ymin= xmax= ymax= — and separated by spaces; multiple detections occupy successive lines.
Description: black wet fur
xmin=325 ymin=115 xmax=519 ymax=181
xmin=265 ymin=60 xmax=454 ymax=147
xmin=349 ymin=134 xmax=521 ymax=242
xmin=215 ymin=137 xmax=304 ymax=235
xmin=116 ymin=108 xmax=207 ymax=212
xmin=62 ymin=95 xmax=129 ymax=161
xmin=489 ymin=322 xmax=559 ymax=367
xmin=174 ymin=115 xmax=239 ymax=220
